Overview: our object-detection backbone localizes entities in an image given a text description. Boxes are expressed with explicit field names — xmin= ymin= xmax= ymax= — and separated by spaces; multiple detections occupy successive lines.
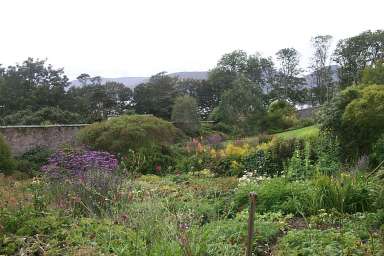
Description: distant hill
xmin=70 ymin=71 xmax=209 ymax=89
xmin=70 ymin=67 xmax=339 ymax=90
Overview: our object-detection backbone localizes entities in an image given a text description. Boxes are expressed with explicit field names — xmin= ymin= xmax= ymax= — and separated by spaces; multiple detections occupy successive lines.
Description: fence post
xmin=246 ymin=192 xmax=257 ymax=256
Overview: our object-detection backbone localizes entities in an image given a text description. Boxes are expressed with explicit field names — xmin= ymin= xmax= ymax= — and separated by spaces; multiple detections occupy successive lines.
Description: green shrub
xmin=0 ymin=134 xmax=14 ymax=174
xmin=277 ymin=228 xmax=371 ymax=255
xmin=241 ymin=149 xmax=281 ymax=177
xmin=319 ymin=84 xmax=384 ymax=160
xmin=285 ymin=143 xmax=314 ymax=180
xmin=314 ymin=133 xmax=341 ymax=175
xmin=78 ymin=115 xmax=184 ymax=155
xmin=77 ymin=115 xmax=184 ymax=174
xmin=370 ymin=134 xmax=384 ymax=168
xmin=14 ymin=146 xmax=53 ymax=174
xmin=121 ymin=144 xmax=176 ymax=175
xmin=313 ymin=174 xmax=374 ymax=213
xmin=232 ymin=178 xmax=316 ymax=215
xmin=266 ymin=100 xmax=299 ymax=133
xmin=196 ymin=212 xmax=285 ymax=256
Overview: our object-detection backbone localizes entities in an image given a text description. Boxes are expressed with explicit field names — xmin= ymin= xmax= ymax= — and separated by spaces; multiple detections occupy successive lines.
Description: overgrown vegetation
xmin=1 ymin=28 xmax=384 ymax=255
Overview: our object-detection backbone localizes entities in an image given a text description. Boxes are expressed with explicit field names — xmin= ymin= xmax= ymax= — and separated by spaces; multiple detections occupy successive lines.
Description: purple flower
xmin=41 ymin=149 xmax=118 ymax=177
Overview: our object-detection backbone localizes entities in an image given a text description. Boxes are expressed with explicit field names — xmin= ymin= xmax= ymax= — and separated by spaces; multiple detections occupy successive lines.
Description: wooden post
xmin=246 ymin=192 xmax=257 ymax=256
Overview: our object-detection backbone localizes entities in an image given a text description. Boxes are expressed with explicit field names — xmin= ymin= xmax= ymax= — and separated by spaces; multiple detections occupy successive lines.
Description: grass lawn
xmin=227 ymin=125 xmax=320 ymax=146
xmin=273 ymin=125 xmax=319 ymax=140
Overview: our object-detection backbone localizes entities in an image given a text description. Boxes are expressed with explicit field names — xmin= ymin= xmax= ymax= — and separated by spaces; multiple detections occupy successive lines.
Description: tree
xmin=273 ymin=48 xmax=306 ymax=104
xmin=309 ymin=35 xmax=336 ymax=104
xmin=245 ymin=54 xmax=276 ymax=92
xmin=362 ymin=61 xmax=384 ymax=85
xmin=2 ymin=107 xmax=83 ymax=125
xmin=133 ymin=72 xmax=178 ymax=120
xmin=0 ymin=58 xmax=70 ymax=117
xmin=217 ymin=50 xmax=248 ymax=73
xmin=212 ymin=75 xmax=266 ymax=135
xmin=333 ymin=30 xmax=384 ymax=87
xmin=175 ymin=79 xmax=217 ymax=119
xmin=171 ymin=96 xmax=200 ymax=135
xmin=67 ymin=81 xmax=133 ymax=122
xmin=319 ymin=84 xmax=384 ymax=160
xmin=266 ymin=100 xmax=298 ymax=132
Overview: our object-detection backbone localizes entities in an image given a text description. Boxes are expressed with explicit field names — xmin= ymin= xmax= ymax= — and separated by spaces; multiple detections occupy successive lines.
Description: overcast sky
xmin=1 ymin=0 xmax=383 ymax=80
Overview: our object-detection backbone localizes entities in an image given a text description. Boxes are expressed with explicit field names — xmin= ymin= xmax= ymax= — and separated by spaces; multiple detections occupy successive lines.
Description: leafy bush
xmin=314 ymin=174 xmax=374 ymax=214
xmin=78 ymin=114 xmax=184 ymax=155
xmin=314 ymin=133 xmax=341 ymax=175
xmin=232 ymin=178 xmax=316 ymax=215
xmin=196 ymin=211 xmax=286 ymax=255
xmin=241 ymin=149 xmax=281 ymax=177
xmin=266 ymin=100 xmax=299 ymax=133
xmin=285 ymin=143 xmax=314 ymax=180
xmin=0 ymin=134 xmax=14 ymax=174
xmin=277 ymin=228 xmax=372 ymax=255
xmin=370 ymin=133 xmax=384 ymax=168
xmin=14 ymin=146 xmax=53 ymax=174
xmin=362 ymin=61 xmax=384 ymax=85
xmin=2 ymin=107 xmax=83 ymax=125
xmin=120 ymin=144 xmax=176 ymax=175
xmin=319 ymin=84 xmax=384 ymax=160
xmin=234 ymin=172 xmax=382 ymax=216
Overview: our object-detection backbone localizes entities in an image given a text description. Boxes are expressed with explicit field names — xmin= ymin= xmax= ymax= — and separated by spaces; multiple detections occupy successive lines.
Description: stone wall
xmin=0 ymin=124 xmax=89 ymax=156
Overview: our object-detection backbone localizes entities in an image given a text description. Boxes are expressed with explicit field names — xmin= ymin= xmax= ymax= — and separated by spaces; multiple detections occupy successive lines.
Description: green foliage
xmin=274 ymin=125 xmax=319 ymax=140
xmin=212 ymin=75 xmax=266 ymax=135
xmin=121 ymin=145 xmax=176 ymax=175
xmin=309 ymin=35 xmax=336 ymax=104
xmin=362 ymin=61 xmax=384 ymax=85
xmin=134 ymin=72 xmax=178 ymax=120
xmin=0 ymin=58 xmax=69 ymax=120
xmin=77 ymin=114 xmax=184 ymax=155
xmin=370 ymin=134 xmax=384 ymax=167
xmin=234 ymin=172 xmax=383 ymax=216
xmin=320 ymin=84 xmax=384 ymax=160
xmin=334 ymin=30 xmax=384 ymax=87
xmin=314 ymin=133 xmax=341 ymax=175
xmin=241 ymin=149 xmax=281 ymax=177
xmin=171 ymin=96 xmax=200 ymax=136
xmin=272 ymin=48 xmax=306 ymax=104
xmin=314 ymin=174 xmax=374 ymax=214
xmin=2 ymin=107 xmax=83 ymax=125
xmin=286 ymin=143 xmax=313 ymax=180
xmin=197 ymin=212 xmax=284 ymax=255
xmin=66 ymin=80 xmax=134 ymax=122
xmin=233 ymin=178 xmax=316 ymax=215
xmin=277 ymin=228 xmax=373 ymax=255
xmin=16 ymin=146 xmax=52 ymax=172
xmin=267 ymin=100 xmax=299 ymax=132
xmin=0 ymin=134 xmax=14 ymax=174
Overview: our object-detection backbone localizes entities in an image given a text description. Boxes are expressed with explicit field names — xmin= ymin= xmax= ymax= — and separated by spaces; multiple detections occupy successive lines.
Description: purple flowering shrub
xmin=41 ymin=149 xmax=118 ymax=176
xmin=41 ymin=149 xmax=122 ymax=216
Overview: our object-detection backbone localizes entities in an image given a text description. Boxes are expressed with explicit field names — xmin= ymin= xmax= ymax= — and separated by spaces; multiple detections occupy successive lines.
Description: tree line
xmin=0 ymin=30 xmax=383 ymax=133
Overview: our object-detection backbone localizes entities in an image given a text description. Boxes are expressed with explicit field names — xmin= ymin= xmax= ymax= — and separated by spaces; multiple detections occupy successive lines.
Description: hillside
xmin=70 ymin=71 xmax=209 ymax=89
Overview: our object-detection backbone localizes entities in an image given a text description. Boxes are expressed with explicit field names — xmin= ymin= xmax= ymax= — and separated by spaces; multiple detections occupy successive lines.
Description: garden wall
xmin=0 ymin=124 xmax=89 ymax=156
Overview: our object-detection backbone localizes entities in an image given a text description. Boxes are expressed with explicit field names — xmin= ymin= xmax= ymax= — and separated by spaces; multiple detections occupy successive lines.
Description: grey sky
xmin=1 ymin=0 xmax=383 ymax=79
